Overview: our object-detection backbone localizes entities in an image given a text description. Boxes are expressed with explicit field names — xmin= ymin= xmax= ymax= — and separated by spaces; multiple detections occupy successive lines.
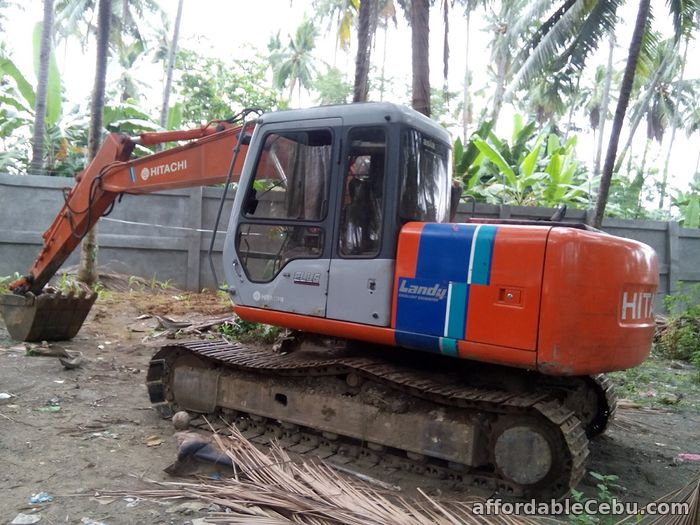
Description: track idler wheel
xmin=0 ymin=291 xmax=97 ymax=342
xmin=491 ymin=408 xmax=587 ymax=499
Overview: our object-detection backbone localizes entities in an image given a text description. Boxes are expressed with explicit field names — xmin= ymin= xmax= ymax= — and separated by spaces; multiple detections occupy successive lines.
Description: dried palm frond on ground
xmin=101 ymin=424 xmax=556 ymax=525
xmin=615 ymin=474 xmax=700 ymax=525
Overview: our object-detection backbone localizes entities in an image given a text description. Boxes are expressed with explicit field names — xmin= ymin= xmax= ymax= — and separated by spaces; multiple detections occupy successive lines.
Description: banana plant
xmin=456 ymin=114 xmax=590 ymax=208
xmin=672 ymin=174 xmax=700 ymax=229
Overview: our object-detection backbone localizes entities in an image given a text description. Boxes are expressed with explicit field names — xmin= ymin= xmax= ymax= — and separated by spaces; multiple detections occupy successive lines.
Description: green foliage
xmin=313 ymin=66 xmax=352 ymax=105
xmin=569 ymin=472 xmax=624 ymax=525
xmin=268 ymin=17 xmax=319 ymax=103
xmin=610 ymin=352 xmax=700 ymax=411
xmin=456 ymin=115 xmax=589 ymax=207
xmin=218 ymin=317 xmax=280 ymax=345
xmin=658 ymin=283 xmax=700 ymax=376
xmin=175 ymin=49 xmax=281 ymax=125
xmin=0 ymin=272 xmax=21 ymax=295
xmin=672 ymin=174 xmax=700 ymax=229
xmin=103 ymin=99 xmax=159 ymax=135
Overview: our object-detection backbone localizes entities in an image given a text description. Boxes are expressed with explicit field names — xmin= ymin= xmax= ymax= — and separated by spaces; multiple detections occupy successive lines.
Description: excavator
xmin=0 ymin=102 xmax=659 ymax=499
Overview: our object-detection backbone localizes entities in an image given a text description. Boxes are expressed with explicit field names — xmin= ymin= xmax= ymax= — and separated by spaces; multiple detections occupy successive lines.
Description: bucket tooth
xmin=0 ymin=291 xmax=97 ymax=342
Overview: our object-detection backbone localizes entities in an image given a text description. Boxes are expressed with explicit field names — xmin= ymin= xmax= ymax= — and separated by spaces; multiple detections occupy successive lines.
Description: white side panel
xmin=326 ymin=259 xmax=394 ymax=326
xmin=230 ymin=258 xmax=330 ymax=317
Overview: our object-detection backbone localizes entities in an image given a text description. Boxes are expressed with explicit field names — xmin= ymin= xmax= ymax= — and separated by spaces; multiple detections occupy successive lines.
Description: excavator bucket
xmin=0 ymin=291 xmax=97 ymax=342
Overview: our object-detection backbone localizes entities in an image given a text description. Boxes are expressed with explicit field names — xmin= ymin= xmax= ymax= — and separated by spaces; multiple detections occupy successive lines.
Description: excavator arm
xmin=10 ymin=120 xmax=252 ymax=295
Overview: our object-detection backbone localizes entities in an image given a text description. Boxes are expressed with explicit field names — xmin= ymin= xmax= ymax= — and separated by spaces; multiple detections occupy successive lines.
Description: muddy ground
xmin=0 ymin=289 xmax=699 ymax=524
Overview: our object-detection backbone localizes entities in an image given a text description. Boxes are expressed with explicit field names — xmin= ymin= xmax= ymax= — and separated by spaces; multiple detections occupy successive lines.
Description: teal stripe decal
xmin=439 ymin=337 xmax=458 ymax=356
xmin=129 ymin=166 xmax=136 ymax=183
xmin=446 ymin=282 xmax=468 ymax=339
xmin=471 ymin=225 xmax=497 ymax=285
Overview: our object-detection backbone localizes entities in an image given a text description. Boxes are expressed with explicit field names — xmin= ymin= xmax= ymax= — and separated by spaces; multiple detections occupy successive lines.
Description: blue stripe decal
xmin=439 ymin=337 xmax=458 ymax=356
xmin=129 ymin=166 xmax=136 ymax=183
xmin=415 ymin=223 xmax=475 ymax=282
xmin=394 ymin=223 xmax=498 ymax=354
xmin=471 ymin=225 xmax=497 ymax=285
xmin=395 ymin=277 xmax=448 ymax=336
xmin=396 ymin=331 xmax=441 ymax=353
xmin=445 ymin=282 xmax=468 ymax=339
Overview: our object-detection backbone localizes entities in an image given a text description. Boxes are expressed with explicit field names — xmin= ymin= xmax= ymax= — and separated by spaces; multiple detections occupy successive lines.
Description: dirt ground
xmin=1 ymin=289 xmax=699 ymax=524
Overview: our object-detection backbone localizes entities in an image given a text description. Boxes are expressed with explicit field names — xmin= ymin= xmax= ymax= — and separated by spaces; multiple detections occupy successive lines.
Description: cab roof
xmin=260 ymin=102 xmax=451 ymax=146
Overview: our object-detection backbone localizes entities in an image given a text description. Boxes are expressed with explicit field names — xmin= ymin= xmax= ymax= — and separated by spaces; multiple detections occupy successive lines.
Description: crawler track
xmin=147 ymin=339 xmax=590 ymax=499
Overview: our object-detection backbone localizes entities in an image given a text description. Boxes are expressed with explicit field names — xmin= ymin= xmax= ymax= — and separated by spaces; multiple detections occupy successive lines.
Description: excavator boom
xmin=3 ymin=119 xmax=253 ymax=341
xmin=10 ymin=121 xmax=249 ymax=296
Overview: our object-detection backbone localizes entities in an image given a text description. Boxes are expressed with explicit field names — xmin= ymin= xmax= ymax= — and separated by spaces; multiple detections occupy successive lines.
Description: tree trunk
xmin=78 ymin=0 xmax=111 ymax=287
xmin=160 ymin=0 xmax=184 ymax=129
xmin=613 ymin=52 xmax=672 ymax=173
xmin=411 ymin=0 xmax=430 ymax=117
xmin=353 ymin=0 xmax=372 ymax=102
xmin=379 ymin=19 xmax=388 ymax=100
xmin=462 ymin=10 xmax=471 ymax=143
xmin=658 ymin=37 xmax=689 ymax=210
xmin=564 ymin=73 xmax=582 ymax=141
xmin=594 ymin=33 xmax=615 ymax=177
xmin=491 ymin=55 xmax=507 ymax=127
xmin=29 ymin=0 xmax=54 ymax=176
xmin=592 ymin=0 xmax=650 ymax=229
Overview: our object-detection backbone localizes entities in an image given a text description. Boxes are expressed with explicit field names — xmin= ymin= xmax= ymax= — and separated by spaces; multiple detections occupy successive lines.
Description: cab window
xmin=244 ymin=129 xmax=332 ymax=221
xmin=237 ymin=128 xmax=331 ymax=283
xmin=338 ymin=127 xmax=386 ymax=257
xmin=399 ymin=129 xmax=450 ymax=223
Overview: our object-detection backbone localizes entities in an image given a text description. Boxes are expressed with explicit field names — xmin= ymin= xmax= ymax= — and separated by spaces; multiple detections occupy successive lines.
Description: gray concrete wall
xmin=1 ymin=174 xmax=696 ymax=303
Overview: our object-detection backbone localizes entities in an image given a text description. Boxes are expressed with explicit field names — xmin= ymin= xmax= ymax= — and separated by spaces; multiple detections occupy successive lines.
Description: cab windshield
xmin=399 ymin=128 xmax=450 ymax=223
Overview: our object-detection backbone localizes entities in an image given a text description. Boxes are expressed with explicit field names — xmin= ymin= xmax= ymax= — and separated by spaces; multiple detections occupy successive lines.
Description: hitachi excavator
xmin=0 ymin=103 xmax=658 ymax=498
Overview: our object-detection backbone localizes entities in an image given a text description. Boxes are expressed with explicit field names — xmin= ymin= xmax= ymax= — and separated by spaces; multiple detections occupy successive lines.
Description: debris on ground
xmin=172 ymin=410 xmax=191 ymax=430
xmin=10 ymin=513 xmax=41 ymax=525
xmin=80 ymin=517 xmax=108 ymax=525
xmin=678 ymin=453 xmax=700 ymax=462
xmin=143 ymin=435 xmax=164 ymax=447
xmin=34 ymin=405 xmax=61 ymax=413
xmin=106 ymin=425 xmax=552 ymax=525
xmin=29 ymin=492 xmax=53 ymax=504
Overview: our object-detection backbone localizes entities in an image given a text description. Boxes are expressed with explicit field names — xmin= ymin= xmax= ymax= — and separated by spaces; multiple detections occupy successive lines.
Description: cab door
xmin=225 ymin=119 xmax=341 ymax=317
xmin=326 ymin=126 xmax=394 ymax=327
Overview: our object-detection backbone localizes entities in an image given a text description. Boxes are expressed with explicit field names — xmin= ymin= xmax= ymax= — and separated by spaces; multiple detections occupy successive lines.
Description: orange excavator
xmin=0 ymin=103 xmax=659 ymax=498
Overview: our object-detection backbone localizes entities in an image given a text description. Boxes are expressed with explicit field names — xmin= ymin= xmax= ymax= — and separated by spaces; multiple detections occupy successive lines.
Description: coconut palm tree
xmin=593 ymin=33 xmax=616 ymax=177
xmin=271 ymin=18 xmax=319 ymax=106
xmin=159 ymin=0 xmax=184 ymax=129
xmin=686 ymin=104 xmax=700 ymax=177
xmin=77 ymin=0 xmax=110 ymax=286
xmin=592 ymin=0 xmax=698 ymax=228
xmin=484 ymin=0 xmax=529 ymax=127
xmin=353 ymin=0 xmax=376 ymax=102
xmin=410 ymin=0 xmax=430 ymax=116
xmin=377 ymin=0 xmax=397 ymax=101
xmin=313 ymin=0 xmax=359 ymax=59
xmin=457 ymin=0 xmax=487 ymax=141
xmin=658 ymin=35 xmax=693 ymax=209
xmin=504 ymin=0 xmax=698 ymax=226
xmin=29 ymin=0 xmax=54 ymax=176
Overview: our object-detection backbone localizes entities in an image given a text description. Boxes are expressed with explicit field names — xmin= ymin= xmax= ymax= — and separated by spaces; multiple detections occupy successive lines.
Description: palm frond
xmin=508 ymin=0 xmax=556 ymax=45
xmin=666 ymin=0 xmax=700 ymax=39
xmin=553 ymin=0 xmax=622 ymax=72
xmin=507 ymin=0 xmax=589 ymax=94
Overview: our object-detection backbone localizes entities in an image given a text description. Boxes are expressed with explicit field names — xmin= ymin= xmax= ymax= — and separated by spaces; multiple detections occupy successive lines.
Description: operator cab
xmin=223 ymin=102 xmax=451 ymax=326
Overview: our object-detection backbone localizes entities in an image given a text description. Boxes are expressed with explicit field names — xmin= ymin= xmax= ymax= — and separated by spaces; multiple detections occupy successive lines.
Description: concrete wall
xmin=2 ymin=173 xmax=697 ymax=302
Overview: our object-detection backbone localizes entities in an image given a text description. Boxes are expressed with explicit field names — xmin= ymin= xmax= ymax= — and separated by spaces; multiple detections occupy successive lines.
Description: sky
xmin=2 ymin=0 xmax=699 ymax=202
